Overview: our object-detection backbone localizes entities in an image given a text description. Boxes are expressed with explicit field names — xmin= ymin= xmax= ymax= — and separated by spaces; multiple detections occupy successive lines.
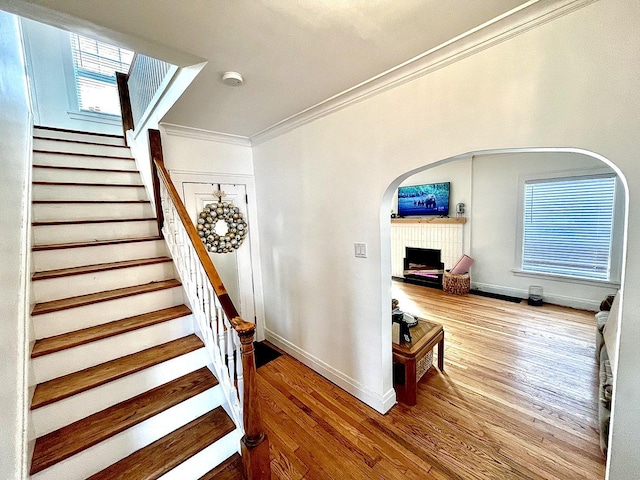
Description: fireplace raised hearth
xmin=402 ymin=247 xmax=444 ymax=289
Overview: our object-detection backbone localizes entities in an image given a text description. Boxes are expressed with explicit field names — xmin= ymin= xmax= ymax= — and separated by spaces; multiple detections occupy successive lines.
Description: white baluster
xmin=225 ymin=318 xmax=234 ymax=384
xmin=217 ymin=306 xmax=226 ymax=359
xmin=175 ymin=226 xmax=184 ymax=280
xmin=188 ymin=243 xmax=197 ymax=307
xmin=156 ymin=180 xmax=245 ymax=431
xmin=180 ymin=228 xmax=189 ymax=282
xmin=235 ymin=331 xmax=244 ymax=409
xmin=206 ymin=284 xmax=220 ymax=360
xmin=202 ymin=271 xmax=211 ymax=331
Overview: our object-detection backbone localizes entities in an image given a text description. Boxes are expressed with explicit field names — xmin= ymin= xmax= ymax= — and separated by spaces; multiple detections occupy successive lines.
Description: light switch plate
xmin=354 ymin=242 xmax=367 ymax=258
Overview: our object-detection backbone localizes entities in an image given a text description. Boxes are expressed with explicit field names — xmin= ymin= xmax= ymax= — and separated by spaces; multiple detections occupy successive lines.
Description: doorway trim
xmin=170 ymin=169 xmax=266 ymax=342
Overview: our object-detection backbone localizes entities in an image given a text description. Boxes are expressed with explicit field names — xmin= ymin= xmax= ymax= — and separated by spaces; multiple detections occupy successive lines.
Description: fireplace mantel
xmin=392 ymin=217 xmax=466 ymax=225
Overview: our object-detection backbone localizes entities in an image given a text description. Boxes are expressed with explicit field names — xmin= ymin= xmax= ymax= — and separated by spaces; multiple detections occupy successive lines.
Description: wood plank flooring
xmin=258 ymin=283 xmax=605 ymax=479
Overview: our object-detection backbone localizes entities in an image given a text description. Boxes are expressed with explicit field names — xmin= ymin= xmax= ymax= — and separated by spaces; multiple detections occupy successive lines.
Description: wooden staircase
xmin=29 ymin=126 xmax=244 ymax=479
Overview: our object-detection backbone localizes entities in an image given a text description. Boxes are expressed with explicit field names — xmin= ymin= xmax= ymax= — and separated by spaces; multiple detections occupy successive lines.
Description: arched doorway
xmin=380 ymin=148 xmax=628 ymax=475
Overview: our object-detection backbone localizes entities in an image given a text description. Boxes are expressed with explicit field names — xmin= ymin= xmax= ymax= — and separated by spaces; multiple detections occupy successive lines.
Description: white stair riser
xmin=33 ymin=240 xmax=167 ymax=271
xmin=33 ymin=315 xmax=195 ymax=384
xmin=32 ymin=349 xmax=210 ymax=437
xmin=31 ymin=387 xmax=226 ymax=480
xmin=33 ymin=220 xmax=158 ymax=245
xmin=33 ymin=167 xmax=142 ymax=185
xmin=33 ymin=262 xmax=175 ymax=303
xmin=33 ymin=152 xmax=136 ymax=171
xmin=33 ymin=287 xmax=185 ymax=338
xmin=32 ymin=202 xmax=154 ymax=223
xmin=34 ymin=129 xmax=125 ymax=147
xmin=33 ymin=183 xmax=148 ymax=202
xmin=34 ymin=138 xmax=131 ymax=158
xmin=159 ymin=429 xmax=241 ymax=480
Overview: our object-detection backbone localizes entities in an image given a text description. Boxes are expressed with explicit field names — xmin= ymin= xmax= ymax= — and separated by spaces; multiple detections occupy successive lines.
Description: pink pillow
xmin=450 ymin=254 xmax=474 ymax=274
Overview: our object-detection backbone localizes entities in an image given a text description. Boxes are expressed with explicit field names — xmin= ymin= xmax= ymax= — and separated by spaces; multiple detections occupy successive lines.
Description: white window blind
xmin=522 ymin=175 xmax=616 ymax=280
xmin=70 ymin=34 xmax=134 ymax=116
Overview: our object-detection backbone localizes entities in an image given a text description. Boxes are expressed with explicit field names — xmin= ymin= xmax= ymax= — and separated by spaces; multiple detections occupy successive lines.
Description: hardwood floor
xmin=258 ymin=282 xmax=605 ymax=479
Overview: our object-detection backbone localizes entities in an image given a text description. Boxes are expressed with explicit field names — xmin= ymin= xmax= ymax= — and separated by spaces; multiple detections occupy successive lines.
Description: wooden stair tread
xmin=33 ymin=217 xmax=155 ymax=227
xmin=87 ymin=407 xmax=236 ymax=480
xmin=34 ymin=135 xmax=130 ymax=148
xmin=30 ymin=367 xmax=218 ymax=475
xmin=32 ymin=279 xmax=181 ymax=316
xmin=33 ymin=149 xmax=134 ymax=160
xmin=31 ymin=334 xmax=204 ymax=409
xmin=32 ymin=236 xmax=163 ymax=251
xmin=34 ymin=125 xmax=125 ymax=139
xmin=31 ymin=305 xmax=192 ymax=358
xmin=33 ymin=181 xmax=144 ymax=188
xmin=32 ymin=256 xmax=172 ymax=281
xmin=199 ymin=453 xmax=244 ymax=480
xmin=33 ymin=164 xmax=136 ymax=173
xmin=32 ymin=200 xmax=150 ymax=204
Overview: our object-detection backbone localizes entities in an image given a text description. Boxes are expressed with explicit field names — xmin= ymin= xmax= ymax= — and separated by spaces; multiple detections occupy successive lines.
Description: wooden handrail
xmin=149 ymin=130 xmax=239 ymax=319
xmin=147 ymin=129 xmax=270 ymax=479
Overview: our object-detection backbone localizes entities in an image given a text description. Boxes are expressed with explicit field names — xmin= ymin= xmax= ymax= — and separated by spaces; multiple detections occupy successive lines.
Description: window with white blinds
xmin=70 ymin=34 xmax=134 ymax=116
xmin=522 ymin=175 xmax=616 ymax=280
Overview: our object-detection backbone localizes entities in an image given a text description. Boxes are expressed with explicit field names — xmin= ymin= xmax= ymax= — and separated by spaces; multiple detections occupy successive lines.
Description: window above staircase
xmin=69 ymin=33 xmax=134 ymax=117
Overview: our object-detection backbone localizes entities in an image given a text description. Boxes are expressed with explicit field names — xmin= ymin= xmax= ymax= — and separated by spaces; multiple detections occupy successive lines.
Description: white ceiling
xmin=3 ymin=0 xmax=530 ymax=137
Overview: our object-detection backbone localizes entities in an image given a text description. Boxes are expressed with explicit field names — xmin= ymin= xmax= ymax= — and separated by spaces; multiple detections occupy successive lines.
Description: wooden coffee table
xmin=392 ymin=319 xmax=444 ymax=406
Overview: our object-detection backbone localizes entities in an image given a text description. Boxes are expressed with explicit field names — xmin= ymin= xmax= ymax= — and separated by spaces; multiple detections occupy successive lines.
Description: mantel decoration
xmin=196 ymin=190 xmax=248 ymax=254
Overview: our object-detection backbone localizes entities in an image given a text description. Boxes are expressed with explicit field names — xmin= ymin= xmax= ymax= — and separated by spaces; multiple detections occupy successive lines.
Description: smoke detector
xmin=222 ymin=71 xmax=244 ymax=86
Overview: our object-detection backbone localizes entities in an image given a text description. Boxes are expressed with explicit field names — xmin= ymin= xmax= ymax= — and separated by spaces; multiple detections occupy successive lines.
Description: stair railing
xmin=148 ymin=129 xmax=271 ymax=479
xmin=115 ymin=53 xmax=174 ymax=145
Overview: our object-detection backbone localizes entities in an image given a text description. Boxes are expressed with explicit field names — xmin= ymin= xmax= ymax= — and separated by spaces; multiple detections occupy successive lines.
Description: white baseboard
xmin=265 ymin=329 xmax=396 ymax=414
xmin=471 ymin=282 xmax=600 ymax=311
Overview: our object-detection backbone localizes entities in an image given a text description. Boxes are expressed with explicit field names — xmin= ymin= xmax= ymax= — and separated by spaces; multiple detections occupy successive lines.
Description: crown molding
xmin=160 ymin=122 xmax=251 ymax=147
xmin=251 ymin=0 xmax=598 ymax=146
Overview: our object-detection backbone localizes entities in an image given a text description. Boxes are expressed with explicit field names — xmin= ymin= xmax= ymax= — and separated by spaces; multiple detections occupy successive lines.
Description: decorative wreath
xmin=196 ymin=200 xmax=248 ymax=254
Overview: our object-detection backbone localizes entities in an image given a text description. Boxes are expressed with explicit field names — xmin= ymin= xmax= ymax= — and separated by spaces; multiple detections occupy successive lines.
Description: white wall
xmin=160 ymin=128 xmax=253 ymax=176
xmin=398 ymin=151 xmax=619 ymax=309
xmin=20 ymin=18 xmax=122 ymax=134
xmin=470 ymin=151 xmax=619 ymax=309
xmin=397 ymin=152 xmax=619 ymax=310
xmin=0 ymin=10 xmax=31 ymax=479
xmin=155 ymin=126 xmax=266 ymax=341
xmin=252 ymin=1 xmax=640 ymax=477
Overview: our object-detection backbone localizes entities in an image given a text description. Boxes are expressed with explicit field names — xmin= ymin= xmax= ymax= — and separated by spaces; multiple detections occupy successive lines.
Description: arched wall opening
xmin=380 ymin=147 xmax=629 ymax=467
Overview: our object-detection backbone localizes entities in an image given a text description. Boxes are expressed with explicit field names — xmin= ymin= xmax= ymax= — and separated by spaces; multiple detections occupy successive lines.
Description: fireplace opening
xmin=402 ymin=247 xmax=444 ymax=289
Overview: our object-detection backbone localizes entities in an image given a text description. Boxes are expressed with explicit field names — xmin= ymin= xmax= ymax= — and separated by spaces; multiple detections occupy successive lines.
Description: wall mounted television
xmin=398 ymin=182 xmax=450 ymax=216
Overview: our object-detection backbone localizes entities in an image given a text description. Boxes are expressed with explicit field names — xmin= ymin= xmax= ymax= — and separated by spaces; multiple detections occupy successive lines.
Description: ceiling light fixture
xmin=222 ymin=71 xmax=244 ymax=86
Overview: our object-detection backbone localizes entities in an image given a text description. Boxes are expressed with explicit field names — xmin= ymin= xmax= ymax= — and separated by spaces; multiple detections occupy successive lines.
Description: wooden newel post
xmin=234 ymin=319 xmax=271 ymax=480
xmin=116 ymin=72 xmax=134 ymax=145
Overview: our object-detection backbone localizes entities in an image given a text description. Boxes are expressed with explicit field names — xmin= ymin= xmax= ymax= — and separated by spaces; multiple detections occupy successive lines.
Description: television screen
xmin=397 ymin=182 xmax=450 ymax=216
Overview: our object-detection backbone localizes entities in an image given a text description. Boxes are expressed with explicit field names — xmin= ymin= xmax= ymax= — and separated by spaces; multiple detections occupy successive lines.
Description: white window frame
xmin=513 ymin=167 xmax=623 ymax=286
xmin=60 ymin=31 xmax=132 ymax=125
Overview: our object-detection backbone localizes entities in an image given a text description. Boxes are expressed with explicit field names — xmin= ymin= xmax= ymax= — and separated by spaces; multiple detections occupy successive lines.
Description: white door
xmin=183 ymin=182 xmax=255 ymax=325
